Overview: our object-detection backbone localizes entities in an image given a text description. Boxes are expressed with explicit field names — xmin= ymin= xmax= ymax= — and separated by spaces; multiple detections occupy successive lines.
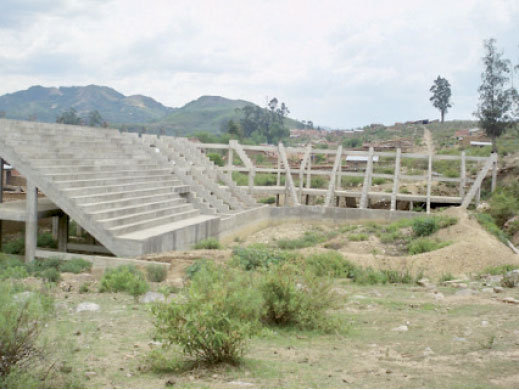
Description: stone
xmin=423 ymin=346 xmax=433 ymax=356
xmin=76 ymin=302 xmax=100 ymax=313
xmin=481 ymin=321 xmax=489 ymax=327
xmin=453 ymin=336 xmax=467 ymax=342
xmin=454 ymin=289 xmax=475 ymax=297
xmin=84 ymin=371 xmax=96 ymax=379
xmin=501 ymin=297 xmax=519 ymax=304
xmin=392 ymin=325 xmax=408 ymax=332
xmin=485 ymin=275 xmax=503 ymax=285
xmin=228 ymin=381 xmax=254 ymax=386
xmin=165 ymin=378 xmax=176 ymax=386
xmin=476 ymin=202 xmax=490 ymax=212
xmin=501 ymin=270 xmax=519 ymax=288
xmin=138 ymin=291 xmax=165 ymax=304
xmin=493 ymin=286 xmax=504 ymax=293
xmin=481 ymin=288 xmax=494 ymax=293
xmin=417 ymin=278 xmax=431 ymax=287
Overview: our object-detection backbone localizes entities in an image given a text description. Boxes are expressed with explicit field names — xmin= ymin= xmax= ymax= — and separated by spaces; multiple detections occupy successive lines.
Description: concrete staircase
xmin=137 ymin=134 xmax=258 ymax=214
xmin=0 ymin=119 xmax=219 ymax=257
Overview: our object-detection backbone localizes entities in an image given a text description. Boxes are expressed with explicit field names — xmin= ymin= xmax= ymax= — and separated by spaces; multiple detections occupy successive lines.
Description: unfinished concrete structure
xmin=0 ymin=119 xmax=497 ymax=262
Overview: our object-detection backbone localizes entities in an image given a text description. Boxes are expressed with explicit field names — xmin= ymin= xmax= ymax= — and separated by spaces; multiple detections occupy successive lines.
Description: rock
xmin=481 ymin=288 xmax=494 ymax=293
xmin=493 ymin=286 xmax=504 ymax=293
xmin=76 ymin=302 xmax=100 ymax=313
xmin=501 ymin=297 xmax=519 ymax=304
xmin=454 ymin=289 xmax=475 ymax=297
xmin=453 ymin=336 xmax=466 ymax=342
xmin=392 ymin=325 xmax=408 ymax=332
xmin=432 ymin=292 xmax=445 ymax=300
xmin=504 ymin=216 xmax=519 ymax=231
xmin=13 ymin=291 xmax=34 ymax=302
xmin=138 ymin=291 xmax=165 ymax=304
xmin=485 ymin=275 xmax=503 ymax=285
xmin=228 ymin=381 xmax=254 ymax=386
xmin=481 ymin=321 xmax=489 ymax=327
xmin=423 ymin=346 xmax=433 ymax=356
xmin=165 ymin=378 xmax=176 ymax=386
xmin=501 ymin=270 xmax=519 ymax=288
xmin=84 ymin=371 xmax=96 ymax=379
xmin=476 ymin=202 xmax=490 ymax=212
xmin=417 ymin=278 xmax=431 ymax=287
xmin=442 ymin=279 xmax=466 ymax=286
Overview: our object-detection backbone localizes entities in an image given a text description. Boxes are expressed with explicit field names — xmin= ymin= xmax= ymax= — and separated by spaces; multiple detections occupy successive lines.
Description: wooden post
xmin=426 ymin=153 xmax=432 ymax=214
xmin=299 ymin=145 xmax=311 ymax=203
xmin=359 ymin=147 xmax=374 ymax=209
xmin=25 ymin=182 xmax=38 ymax=263
xmin=306 ymin=149 xmax=312 ymax=189
xmin=390 ymin=148 xmax=401 ymax=211
xmin=227 ymin=147 xmax=233 ymax=179
xmin=459 ymin=151 xmax=466 ymax=198
xmin=57 ymin=214 xmax=68 ymax=252
xmin=491 ymin=152 xmax=497 ymax=193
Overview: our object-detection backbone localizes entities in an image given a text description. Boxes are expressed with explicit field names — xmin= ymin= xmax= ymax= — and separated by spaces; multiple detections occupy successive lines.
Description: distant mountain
xmin=149 ymin=95 xmax=303 ymax=136
xmin=0 ymin=86 xmax=304 ymax=134
xmin=0 ymin=85 xmax=175 ymax=124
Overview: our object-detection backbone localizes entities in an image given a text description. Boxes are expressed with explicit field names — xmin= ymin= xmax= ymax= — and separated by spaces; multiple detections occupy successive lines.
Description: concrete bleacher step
xmin=62 ymin=179 xmax=183 ymax=197
xmin=98 ymin=203 xmax=194 ymax=228
xmin=71 ymin=185 xmax=190 ymax=204
xmin=36 ymin=163 xmax=163 ymax=174
xmin=54 ymin=173 xmax=177 ymax=188
xmin=31 ymin=157 xmax=151 ymax=167
xmin=109 ymin=209 xmax=201 ymax=236
xmin=79 ymin=193 xmax=184 ymax=212
xmin=44 ymin=168 xmax=174 ymax=181
xmin=86 ymin=197 xmax=186 ymax=219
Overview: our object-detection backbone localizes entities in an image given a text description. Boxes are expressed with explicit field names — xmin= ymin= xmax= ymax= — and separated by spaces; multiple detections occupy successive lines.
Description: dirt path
xmin=423 ymin=126 xmax=434 ymax=154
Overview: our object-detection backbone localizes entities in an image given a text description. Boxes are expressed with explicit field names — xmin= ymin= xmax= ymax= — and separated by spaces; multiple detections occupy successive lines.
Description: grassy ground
xmin=40 ymin=276 xmax=519 ymax=388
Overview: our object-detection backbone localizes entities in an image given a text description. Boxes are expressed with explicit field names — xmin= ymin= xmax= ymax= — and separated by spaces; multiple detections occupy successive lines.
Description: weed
xmin=259 ymin=196 xmax=276 ymax=204
xmin=99 ymin=265 xmax=149 ymax=299
xmin=41 ymin=268 xmax=61 ymax=283
xmin=482 ymin=264 xmax=517 ymax=275
xmin=231 ymin=244 xmax=298 ymax=271
xmin=2 ymin=238 xmax=24 ymax=255
xmin=186 ymin=259 xmax=211 ymax=279
xmin=474 ymin=213 xmax=509 ymax=244
xmin=277 ymin=231 xmax=334 ymax=249
xmin=146 ymin=264 xmax=168 ymax=283
xmin=408 ymin=238 xmax=451 ymax=255
xmin=193 ymin=238 xmax=222 ymax=250
xmin=348 ymin=233 xmax=368 ymax=241
xmin=36 ymin=232 xmax=57 ymax=249
xmin=59 ymin=258 xmax=92 ymax=274
xmin=79 ymin=283 xmax=90 ymax=294
xmin=439 ymin=272 xmax=456 ymax=283
xmin=305 ymin=251 xmax=356 ymax=278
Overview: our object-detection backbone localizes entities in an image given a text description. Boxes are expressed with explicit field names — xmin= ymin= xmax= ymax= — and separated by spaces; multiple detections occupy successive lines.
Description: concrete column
xmin=459 ymin=151 xmax=466 ymax=198
xmin=491 ymin=152 xmax=497 ymax=193
xmin=51 ymin=216 xmax=59 ymax=240
xmin=25 ymin=183 xmax=38 ymax=263
xmin=275 ymin=194 xmax=280 ymax=206
xmin=227 ymin=147 xmax=233 ymax=179
xmin=276 ymin=154 xmax=281 ymax=186
xmin=57 ymin=214 xmax=68 ymax=252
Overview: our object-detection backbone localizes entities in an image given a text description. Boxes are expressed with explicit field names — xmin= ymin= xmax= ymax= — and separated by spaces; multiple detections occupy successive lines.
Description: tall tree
xmin=429 ymin=76 xmax=452 ymax=123
xmin=475 ymin=39 xmax=516 ymax=153
xmin=56 ymin=108 xmax=82 ymax=125
xmin=87 ymin=110 xmax=104 ymax=127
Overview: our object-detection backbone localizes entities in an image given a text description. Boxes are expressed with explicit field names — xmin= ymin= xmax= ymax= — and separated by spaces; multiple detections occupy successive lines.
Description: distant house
xmin=455 ymin=129 xmax=470 ymax=140
xmin=289 ymin=129 xmax=325 ymax=139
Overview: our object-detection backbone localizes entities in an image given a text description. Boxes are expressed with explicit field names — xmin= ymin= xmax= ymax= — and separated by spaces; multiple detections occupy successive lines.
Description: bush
xmin=79 ymin=283 xmax=90 ymax=294
xmin=259 ymin=196 xmax=276 ymax=204
xmin=474 ymin=213 xmax=509 ymax=244
xmin=411 ymin=215 xmax=457 ymax=237
xmin=59 ymin=258 xmax=92 ymax=274
xmin=207 ymin=152 xmax=224 ymax=167
xmin=439 ymin=272 xmax=456 ymax=283
xmin=482 ymin=264 xmax=517 ymax=275
xmin=2 ymin=238 xmax=24 ymax=255
xmin=0 ymin=284 xmax=53 ymax=380
xmin=185 ymin=258 xmax=210 ymax=279
xmin=41 ymin=268 xmax=61 ymax=283
xmin=408 ymin=238 xmax=451 ymax=255
xmin=231 ymin=245 xmax=298 ymax=271
xmin=36 ymin=232 xmax=57 ymax=249
xmin=151 ymin=263 xmax=263 ymax=364
xmin=0 ymin=256 xmax=28 ymax=280
xmin=310 ymin=176 xmax=326 ymax=188
xmin=193 ymin=238 xmax=221 ymax=250
xmin=260 ymin=263 xmax=338 ymax=331
xmin=348 ymin=233 xmax=368 ymax=241
xmin=146 ymin=264 xmax=168 ymax=283
xmin=305 ymin=252 xmax=356 ymax=278
xmin=489 ymin=190 xmax=519 ymax=227
xmin=99 ymin=265 xmax=149 ymax=299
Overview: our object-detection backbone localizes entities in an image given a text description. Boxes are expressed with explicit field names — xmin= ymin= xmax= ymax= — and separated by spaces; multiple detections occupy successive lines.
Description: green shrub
xmin=259 ymin=196 xmax=276 ymax=204
xmin=310 ymin=176 xmax=326 ymax=188
xmin=482 ymin=264 xmax=517 ymax=275
xmin=489 ymin=191 xmax=519 ymax=227
xmin=79 ymin=283 xmax=90 ymax=294
xmin=277 ymin=231 xmax=332 ymax=249
xmin=254 ymin=173 xmax=278 ymax=186
xmin=411 ymin=215 xmax=457 ymax=237
xmin=41 ymin=268 xmax=61 ymax=283
xmin=36 ymin=232 xmax=57 ymax=249
xmin=348 ymin=233 xmax=368 ymax=241
xmin=439 ymin=272 xmax=456 ymax=283
xmin=350 ymin=267 xmax=388 ymax=285
xmin=146 ymin=264 xmax=168 ymax=283
xmin=474 ymin=213 xmax=509 ymax=244
xmin=2 ymin=238 xmax=24 ymax=255
xmin=193 ymin=238 xmax=221 ymax=250
xmin=305 ymin=252 xmax=357 ymax=278
xmin=372 ymin=177 xmax=387 ymax=185
xmin=151 ymin=263 xmax=263 ymax=364
xmin=231 ymin=245 xmax=297 ymax=271
xmin=341 ymin=176 xmax=363 ymax=187
xmin=207 ymin=152 xmax=224 ymax=167
xmin=59 ymin=258 xmax=92 ymax=274
xmin=185 ymin=258 xmax=210 ymax=280
xmin=260 ymin=263 xmax=338 ymax=331
xmin=408 ymin=238 xmax=451 ymax=255
xmin=0 ymin=284 xmax=53 ymax=379
xmin=99 ymin=265 xmax=149 ymax=299
xmin=0 ymin=266 xmax=28 ymax=280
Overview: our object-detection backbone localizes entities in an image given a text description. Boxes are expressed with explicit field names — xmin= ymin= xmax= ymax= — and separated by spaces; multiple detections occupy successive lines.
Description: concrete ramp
xmin=0 ymin=119 xmax=227 ymax=257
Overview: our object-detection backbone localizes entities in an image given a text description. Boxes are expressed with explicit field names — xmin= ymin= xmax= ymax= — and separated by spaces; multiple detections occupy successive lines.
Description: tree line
xmin=56 ymin=108 xmax=108 ymax=127
xmin=429 ymin=38 xmax=518 ymax=153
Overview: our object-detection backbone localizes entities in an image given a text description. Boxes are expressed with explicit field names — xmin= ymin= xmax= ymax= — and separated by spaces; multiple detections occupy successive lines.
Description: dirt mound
xmin=337 ymin=207 xmax=519 ymax=277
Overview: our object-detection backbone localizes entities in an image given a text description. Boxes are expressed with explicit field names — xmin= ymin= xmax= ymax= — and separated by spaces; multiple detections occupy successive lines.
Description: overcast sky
xmin=1 ymin=0 xmax=518 ymax=128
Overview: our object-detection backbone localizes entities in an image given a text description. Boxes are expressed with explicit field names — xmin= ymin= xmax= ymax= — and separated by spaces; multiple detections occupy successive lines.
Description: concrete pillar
xmin=227 ymin=147 xmax=233 ymax=179
xmin=25 ymin=183 xmax=38 ymax=263
xmin=409 ymin=201 xmax=414 ymax=211
xmin=491 ymin=152 xmax=497 ymax=193
xmin=275 ymin=194 xmax=280 ymax=206
xmin=57 ymin=214 xmax=68 ymax=252
xmin=51 ymin=216 xmax=59 ymax=240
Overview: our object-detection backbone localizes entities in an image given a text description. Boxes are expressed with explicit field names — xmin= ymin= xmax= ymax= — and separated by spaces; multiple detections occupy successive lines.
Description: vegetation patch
xmin=231 ymin=244 xmax=298 ymax=270
xmin=407 ymin=238 xmax=451 ymax=255
xmin=276 ymin=230 xmax=336 ymax=250
xmin=193 ymin=238 xmax=222 ymax=250
xmin=99 ymin=265 xmax=149 ymax=300
xmin=474 ymin=213 xmax=509 ymax=244
xmin=146 ymin=264 xmax=168 ymax=283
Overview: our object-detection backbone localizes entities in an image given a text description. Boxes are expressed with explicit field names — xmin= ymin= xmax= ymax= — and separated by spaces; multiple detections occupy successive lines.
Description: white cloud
xmin=1 ymin=0 xmax=518 ymax=127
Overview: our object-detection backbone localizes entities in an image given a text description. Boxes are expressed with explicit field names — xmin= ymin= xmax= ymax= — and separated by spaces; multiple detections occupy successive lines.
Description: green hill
xmin=0 ymin=85 xmax=175 ymax=124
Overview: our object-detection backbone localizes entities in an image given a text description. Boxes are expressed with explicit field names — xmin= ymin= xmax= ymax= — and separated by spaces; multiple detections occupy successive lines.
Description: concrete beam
xmin=390 ymin=148 xmax=401 ymax=211
xmin=324 ymin=145 xmax=342 ymax=207
xmin=359 ymin=147 xmax=374 ymax=209
xmin=299 ymin=145 xmax=311 ymax=202
xmin=459 ymin=151 xmax=466 ymax=198
xmin=25 ymin=182 xmax=38 ymax=263
xmin=461 ymin=154 xmax=496 ymax=209
xmin=426 ymin=153 xmax=432 ymax=214
xmin=278 ymin=142 xmax=300 ymax=206
xmin=57 ymin=213 xmax=68 ymax=252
